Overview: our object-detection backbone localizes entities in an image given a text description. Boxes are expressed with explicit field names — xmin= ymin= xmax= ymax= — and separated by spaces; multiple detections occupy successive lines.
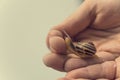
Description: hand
xmin=43 ymin=0 xmax=120 ymax=80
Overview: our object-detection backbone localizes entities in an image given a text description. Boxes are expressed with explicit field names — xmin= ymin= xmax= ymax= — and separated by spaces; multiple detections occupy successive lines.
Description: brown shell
xmin=63 ymin=30 xmax=96 ymax=57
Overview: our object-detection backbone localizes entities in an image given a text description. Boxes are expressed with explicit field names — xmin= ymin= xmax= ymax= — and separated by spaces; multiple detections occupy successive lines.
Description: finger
xmin=64 ymin=51 xmax=119 ymax=71
xmin=53 ymin=0 xmax=95 ymax=37
xmin=43 ymin=53 xmax=68 ymax=71
xmin=46 ymin=29 xmax=67 ymax=54
xmin=66 ymin=61 xmax=116 ymax=79
xmin=43 ymin=51 xmax=118 ymax=72
xmin=43 ymin=52 xmax=90 ymax=71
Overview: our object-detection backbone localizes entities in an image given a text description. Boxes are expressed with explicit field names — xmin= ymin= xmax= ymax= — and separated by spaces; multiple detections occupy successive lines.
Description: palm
xmin=63 ymin=27 xmax=120 ymax=79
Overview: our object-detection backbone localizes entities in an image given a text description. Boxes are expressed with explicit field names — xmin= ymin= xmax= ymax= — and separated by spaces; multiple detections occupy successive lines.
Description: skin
xmin=43 ymin=0 xmax=120 ymax=80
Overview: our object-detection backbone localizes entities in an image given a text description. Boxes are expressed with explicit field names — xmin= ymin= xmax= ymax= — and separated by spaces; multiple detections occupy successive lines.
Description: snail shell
xmin=74 ymin=42 xmax=96 ymax=57
xmin=63 ymin=30 xmax=96 ymax=57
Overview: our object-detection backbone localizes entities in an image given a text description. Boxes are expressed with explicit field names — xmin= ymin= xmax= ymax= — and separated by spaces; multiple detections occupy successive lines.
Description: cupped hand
xmin=43 ymin=0 xmax=120 ymax=80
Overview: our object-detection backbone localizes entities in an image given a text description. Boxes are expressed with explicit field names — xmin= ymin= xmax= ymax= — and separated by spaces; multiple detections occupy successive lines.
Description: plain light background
xmin=0 ymin=0 xmax=83 ymax=80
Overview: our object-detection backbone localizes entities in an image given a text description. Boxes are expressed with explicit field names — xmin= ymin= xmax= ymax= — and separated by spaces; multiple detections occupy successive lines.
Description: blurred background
xmin=0 ymin=0 xmax=83 ymax=80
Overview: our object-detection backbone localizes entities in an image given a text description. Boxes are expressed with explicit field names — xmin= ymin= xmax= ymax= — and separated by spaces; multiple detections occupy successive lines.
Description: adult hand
xmin=43 ymin=0 xmax=120 ymax=80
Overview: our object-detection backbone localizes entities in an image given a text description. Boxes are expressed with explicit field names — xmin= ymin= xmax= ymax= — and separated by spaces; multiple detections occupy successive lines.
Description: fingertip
xmin=43 ymin=53 xmax=58 ymax=68
xmin=43 ymin=53 xmax=67 ymax=71
xmin=46 ymin=29 xmax=63 ymax=49
xmin=42 ymin=53 xmax=51 ymax=67
xmin=49 ymin=36 xmax=67 ymax=54
xmin=46 ymin=29 xmax=67 ymax=54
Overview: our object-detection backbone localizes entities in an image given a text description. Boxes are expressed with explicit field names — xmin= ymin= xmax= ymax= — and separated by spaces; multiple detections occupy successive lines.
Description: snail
xmin=63 ymin=30 xmax=96 ymax=58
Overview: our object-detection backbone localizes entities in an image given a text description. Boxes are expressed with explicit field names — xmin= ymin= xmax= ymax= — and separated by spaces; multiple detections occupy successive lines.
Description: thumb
xmin=47 ymin=0 xmax=96 ymax=53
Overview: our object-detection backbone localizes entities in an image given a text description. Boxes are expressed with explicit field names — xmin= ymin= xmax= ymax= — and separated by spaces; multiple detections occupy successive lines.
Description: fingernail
xmin=49 ymin=37 xmax=58 ymax=53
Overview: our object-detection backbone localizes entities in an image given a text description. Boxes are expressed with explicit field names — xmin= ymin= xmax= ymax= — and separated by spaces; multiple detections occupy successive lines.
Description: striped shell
xmin=63 ymin=30 xmax=96 ymax=57
xmin=74 ymin=42 xmax=96 ymax=57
